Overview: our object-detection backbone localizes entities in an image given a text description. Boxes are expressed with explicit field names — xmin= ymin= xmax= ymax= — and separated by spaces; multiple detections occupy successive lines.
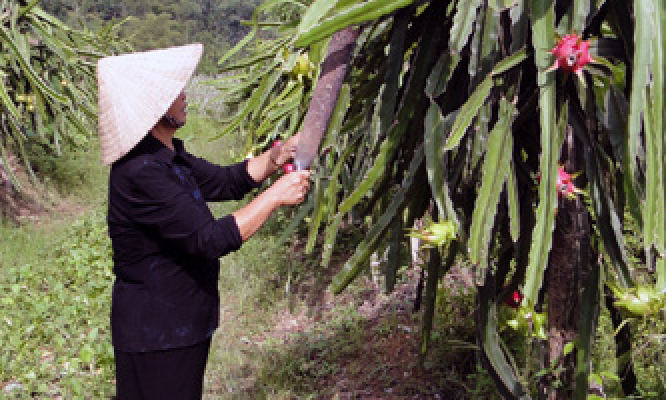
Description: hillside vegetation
xmin=41 ymin=0 xmax=267 ymax=72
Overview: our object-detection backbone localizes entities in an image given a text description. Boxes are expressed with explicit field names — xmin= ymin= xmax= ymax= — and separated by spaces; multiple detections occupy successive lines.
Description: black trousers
xmin=114 ymin=338 xmax=211 ymax=400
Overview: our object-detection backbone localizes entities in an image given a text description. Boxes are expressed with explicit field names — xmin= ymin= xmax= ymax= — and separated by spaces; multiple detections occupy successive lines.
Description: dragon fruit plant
xmin=609 ymin=284 xmax=665 ymax=318
xmin=504 ymin=308 xmax=548 ymax=341
xmin=217 ymin=0 xmax=665 ymax=397
xmin=407 ymin=220 xmax=457 ymax=250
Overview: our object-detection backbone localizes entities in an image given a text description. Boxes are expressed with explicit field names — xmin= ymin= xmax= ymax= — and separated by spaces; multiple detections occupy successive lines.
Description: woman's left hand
xmin=270 ymin=133 xmax=300 ymax=167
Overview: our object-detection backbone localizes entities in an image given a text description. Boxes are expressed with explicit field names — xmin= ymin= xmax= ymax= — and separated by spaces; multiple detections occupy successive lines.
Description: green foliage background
xmin=40 ymin=0 xmax=264 ymax=73
xmin=0 ymin=1 xmax=131 ymax=196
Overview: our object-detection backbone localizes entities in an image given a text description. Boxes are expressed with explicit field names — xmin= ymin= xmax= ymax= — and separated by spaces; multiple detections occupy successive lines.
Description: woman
xmin=98 ymin=44 xmax=311 ymax=398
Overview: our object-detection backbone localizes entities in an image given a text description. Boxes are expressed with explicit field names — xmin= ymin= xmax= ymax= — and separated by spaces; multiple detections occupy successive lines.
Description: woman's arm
xmin=126 ymin=161 xmax=310 ymax=258
xmin=245 ymin=150 xmax=280 ymax=183
xmin=188 ymin=134 xmax=299 ymax=201
xmin=188 ymin=157 xmax=260 ymax=201
xmin=233 ymin=169 xmax=310 ymax=241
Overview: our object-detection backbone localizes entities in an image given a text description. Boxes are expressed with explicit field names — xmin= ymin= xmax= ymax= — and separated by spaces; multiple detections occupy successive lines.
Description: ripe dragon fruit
xmin=503 ymin=289 xmax=524 ymax=309
xmin=556 ymin=166 xmax=582 ymax=199
xmin=547 ymin=33 xmax=593 ymax=75
xmin=537 ymin=166 xmax=582 ymax=199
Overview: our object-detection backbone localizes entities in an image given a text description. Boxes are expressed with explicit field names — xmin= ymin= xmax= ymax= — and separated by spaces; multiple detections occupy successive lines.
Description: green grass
xmin=0 ymin=137 xmax=112 ymax=397
xmin=0 ymin=212 xmax=115 ymax=397
xmin=0 ymin=220 xmax=59 ymax=270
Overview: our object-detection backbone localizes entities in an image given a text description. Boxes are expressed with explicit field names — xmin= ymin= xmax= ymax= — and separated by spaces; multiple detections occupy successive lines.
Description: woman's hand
xmin=232 ymin=169 xmax=311 ymax=241
xmin=270 ymin=133 xmax=300 ymax=167
xmin=268 ymin=169 xmax=311 ymax=206
xmin=247 ymin=133 xmax=302 ymax=184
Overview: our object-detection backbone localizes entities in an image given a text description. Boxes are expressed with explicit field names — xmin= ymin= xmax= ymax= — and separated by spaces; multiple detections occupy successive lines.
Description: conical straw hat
xmin=97 ymin=43 xmax=203 ymax=165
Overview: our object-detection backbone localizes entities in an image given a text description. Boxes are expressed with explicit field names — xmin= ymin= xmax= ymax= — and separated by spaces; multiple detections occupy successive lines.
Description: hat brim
xmin=97 ymin=43 xmax=203 ymax=165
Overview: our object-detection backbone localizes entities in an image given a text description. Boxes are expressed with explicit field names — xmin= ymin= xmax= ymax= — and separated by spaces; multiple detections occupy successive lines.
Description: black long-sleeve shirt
xmin=107 ymin=134 xmax=260 ymax=352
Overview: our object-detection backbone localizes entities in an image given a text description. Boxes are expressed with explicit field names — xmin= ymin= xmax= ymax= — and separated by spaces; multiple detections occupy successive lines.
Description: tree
xmin=120 ymin=12 xmax=191 ymax=50
xmin=217 ymin=0 xmax=664 ymax=398
xmin=41 ymin=0 xmax=265 ymax=73
xmin=0 ymin=1 xmax=130 ymax=215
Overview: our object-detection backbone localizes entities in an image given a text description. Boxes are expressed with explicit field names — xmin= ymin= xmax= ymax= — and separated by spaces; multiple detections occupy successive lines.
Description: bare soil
xmin=0 ymin=152 xmax=89 ymax=226
xmin=0 ymin=153 xmax=40 ymax=223
xmin=212 ymin=237 xmax=484 ymax=399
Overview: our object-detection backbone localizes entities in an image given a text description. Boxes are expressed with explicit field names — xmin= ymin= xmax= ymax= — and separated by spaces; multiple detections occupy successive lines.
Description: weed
xmin=0 ymin=213 xmax=114 ymax=398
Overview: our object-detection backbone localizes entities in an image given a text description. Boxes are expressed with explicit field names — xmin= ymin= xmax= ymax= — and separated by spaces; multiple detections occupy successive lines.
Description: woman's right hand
xmin=233 ymin=169 xmax=311 ymax=241
xmin=268 ymin=170 xmax=311 ymax=206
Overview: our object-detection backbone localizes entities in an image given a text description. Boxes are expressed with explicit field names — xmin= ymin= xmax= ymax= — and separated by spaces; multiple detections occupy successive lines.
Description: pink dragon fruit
xmin=504 ymin=290 xmax=524 ymax=309
xmin=556 ymin=166 xmax=581 ymax=199
xmin=547 ymin=34 xmax=593 ymax=75
xmin=537 ymin=166 xmax=582 ymax=199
